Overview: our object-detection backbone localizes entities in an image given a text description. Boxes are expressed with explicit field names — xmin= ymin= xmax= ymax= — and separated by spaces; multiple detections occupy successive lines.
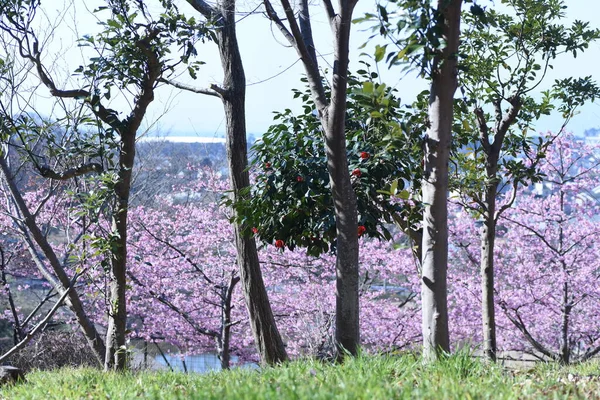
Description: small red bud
xmin=352 ymin=168 xmax=362 ymax=177
xmin=358 ymin=225 xmax=366 ymax=236
xmin=275 ymin=239 xmax=285 ymax=249
xmin=360 ymin=151 xmax=370 ymax=160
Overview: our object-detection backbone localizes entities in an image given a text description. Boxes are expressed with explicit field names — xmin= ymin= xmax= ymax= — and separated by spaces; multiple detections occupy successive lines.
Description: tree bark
xmin=323 ymin=3 xmax=360 ymax=357
xmin=420 ymin=0 xmax=462 ymax=363
xmin=475 ymin=96 xmax=521 ymax=363
xmin=103 ymin=30 xmax=161 ymax=371
xmin=558 ymin=190 xmax=570 ymax=364
xmin=0 ymin=248 xmax=22 ymax=345
xmin=481 ymin=179 xmax=497 ymax=362
xmin=217 ymin=274 xmax=239 ymax=369
xmin=214 ymin=0 xmax=288 ymax=365
xmin=104 ymin=132 xmax=135 ymax=371
xmin=560 ymin=278 xmax=571 ymax=364
xmin=0 ymin=285 xmax=71 ymax=364
xmin=261 ymin=0 xmax=360 ymax=357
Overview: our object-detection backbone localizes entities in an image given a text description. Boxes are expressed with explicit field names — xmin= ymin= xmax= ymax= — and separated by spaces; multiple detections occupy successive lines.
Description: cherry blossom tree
xmin=449 ymin=133 xmax=600 ymax=364
xmin=125 ymin=168 xmax=421 ymax=366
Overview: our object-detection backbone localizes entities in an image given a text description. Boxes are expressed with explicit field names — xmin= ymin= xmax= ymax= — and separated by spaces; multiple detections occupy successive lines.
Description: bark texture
xmin=558 ymin=191 xmax=570 ymax=365
xmin=103 ymin=33 xmax=161 ymax=371
xmin=263 ymin=0 xmax=360 ymax=357
xmin=217 ymin=274 xmax=239 ymax=369
xmin=480 ymin=181 xmax=497 ymax=362
xmin=325 ymin=2 xmax=360 ymax=356
xmin=187 ymin=0 xmax=289 ymax=365
xmin=474 ymin=95 xmax=522 ymax=362
xmin=103 ymin=135 xmax=135 ymax=371
xmin=219 ymin=11 xmax=288 ymax=366
xmin=420 ymin=0 xmax=462 ymax=362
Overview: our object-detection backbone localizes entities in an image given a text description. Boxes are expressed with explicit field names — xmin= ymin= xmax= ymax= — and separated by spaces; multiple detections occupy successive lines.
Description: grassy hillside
xmin=1 ymin=354 xmax=599 ymax=399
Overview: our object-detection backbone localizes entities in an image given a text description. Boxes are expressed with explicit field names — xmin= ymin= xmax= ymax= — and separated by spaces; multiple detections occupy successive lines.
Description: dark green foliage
xmin=236 ymin=68 xmax=424 ymax=256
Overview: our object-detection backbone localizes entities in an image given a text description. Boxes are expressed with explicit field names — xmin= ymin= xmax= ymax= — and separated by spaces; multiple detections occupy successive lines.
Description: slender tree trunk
xmin=103 ymin=30 xmax=160 ymax=370
xmin=475 ymin=96 xmax=520 ymax=363
xmin=323 ymin=114 xmax=360 ymax=355
xmin=0 ymin=155 xmax=106 ymax=366
xmin=323 ymin=3 xmax=360 ymax=358
xmin=481 ymin=181 xmax=497 ymax=362
xmin=216 ymin=0 xmax=288 ymax=365
xmin=260 ymin=0 xmax=360 ymax=357
xmin=558 ymin=190 xmax=570 ymax=364
xmin=217 ymin=274 xmax=239 ymax=369
xmin=0 ymin=251 xmax=22 ymax=345
xmin=420 ymin=0 xmax=462 ymax=362
xmin=560 ymin=278 xmax=571 ymax=364
xmin=104 ymin=133 xmax=135 ymax=371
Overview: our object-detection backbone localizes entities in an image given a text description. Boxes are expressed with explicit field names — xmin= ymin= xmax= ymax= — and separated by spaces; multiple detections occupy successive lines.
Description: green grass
xmin=2 ymin=353 xmax=600 ymax=399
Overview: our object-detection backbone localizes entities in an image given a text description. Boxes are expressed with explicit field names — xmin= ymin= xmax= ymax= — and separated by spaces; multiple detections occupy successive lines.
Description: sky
xmin=18 ymin=0 xmax=600 ymax=139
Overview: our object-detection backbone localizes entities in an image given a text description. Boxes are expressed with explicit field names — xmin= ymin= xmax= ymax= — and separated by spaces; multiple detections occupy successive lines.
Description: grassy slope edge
xmin=1 ymin=354 xmax=600 ymax=399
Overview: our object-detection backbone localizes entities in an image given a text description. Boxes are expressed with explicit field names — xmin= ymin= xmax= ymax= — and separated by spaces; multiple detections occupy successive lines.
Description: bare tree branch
xmin=322 ymin=0 xmax=336 ymax=24
xmin=495 ymin=180 xmax=519 ymax=219
xmin=498 ymin=299 xmax=557 ymax=361
xmin=263 ymin=0 xmax=296 ymax=46
xmin=127 ymin=271 xmax=219 ymax=338
xmin=134 ymin=220 xmax=215 ymax=285
xmin=0 ymin=284 xmax=71 ymax=364
xmin=186 ymin=0 xmax=218 ymax=21
xmin=262 ymin=0 xmax=327 ymax=110
xmin=474 ymin=107 xmax=490 ymax=153
xmin=37 ymin=163 xmax=103 ymax=180
xmin=491 ymin=95 xmax=522 ymax=154
xmin=0 ymin=153 xmax=106 ymax=364
xmin=159 ymin=78 xmax=221 ymax=98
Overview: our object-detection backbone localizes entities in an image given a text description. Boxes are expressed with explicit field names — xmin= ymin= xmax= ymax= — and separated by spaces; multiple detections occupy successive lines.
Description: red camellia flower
xmin=275 ymin=239 xmax=285 ymax=249
xmin=296 ymin=176 xmax=304 ymax=182
xmin=352 ymin=168 xmax=362 ymax=177
xmin=357 ymin=225 xmax=366 ymax=236
xmin=251 ymin=227 xmax=259 ymax=234
xmin=265 ymin=162 xmax=272 ymax=168
xmin=360 ymin=151 xmax=370 ymax=160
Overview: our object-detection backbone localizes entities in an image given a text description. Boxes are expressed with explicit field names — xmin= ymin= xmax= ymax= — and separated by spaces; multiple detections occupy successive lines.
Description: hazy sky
xmin=24 ymin=1 xmax=600 ymax=138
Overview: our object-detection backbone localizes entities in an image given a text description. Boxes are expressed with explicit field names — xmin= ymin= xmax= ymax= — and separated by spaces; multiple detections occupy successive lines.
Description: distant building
xmin=582 ymin=128 xmax=600 ymax=145
xmin=138 ymin=135 xmax=226 ymax=144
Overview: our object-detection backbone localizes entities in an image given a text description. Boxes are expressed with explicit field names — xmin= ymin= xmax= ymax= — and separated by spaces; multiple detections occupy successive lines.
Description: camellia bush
xmin=236 ymin=70 xmax=426 ymax=257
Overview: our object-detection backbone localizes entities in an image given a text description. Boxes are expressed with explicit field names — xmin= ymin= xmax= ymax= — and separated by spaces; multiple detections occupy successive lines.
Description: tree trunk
xmin=322 ymin=3 xmax=360 ymax=359
xmin=216 ymin=0 xmax=288 ymax=365
xmin=217 ymin=274 xmax=239 ymax=369
xmin=260 ymin=0 xmax=360 ymax=357
xmin=0 ymin=251 xmax=22 ymax=345
xmin=558 ymin=190 xmax=570 ymax=364
xmin=481 ymin=181 xmax=497 ymax=362
xmin=560 ymin=278 xmax=571 ymax=364
xmin=103 ymin=29 xmax=160 ymax=370
xmin=323 ymin=113 xmax=360 ymax=356
xmin=420 ymin=0 xmax=462 ymax=363
xmin=104 ymin=132 xmax=136 ymax=371
xmin=0 ymin=155 xmax=106 ymax=366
